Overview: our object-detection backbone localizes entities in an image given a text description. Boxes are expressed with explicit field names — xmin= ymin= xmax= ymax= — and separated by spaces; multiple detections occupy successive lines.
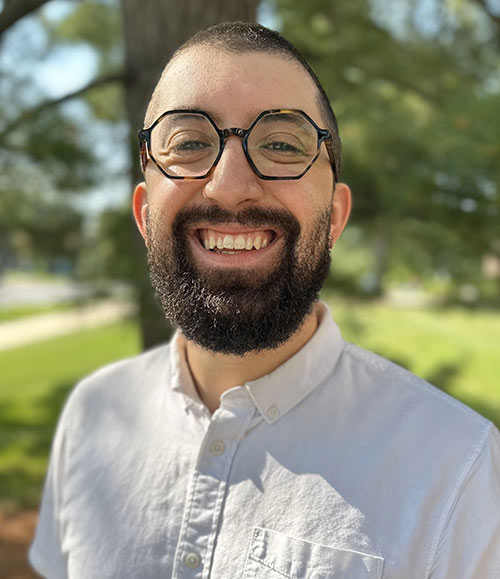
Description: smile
xmin=196 ymin=228 xmax=277 ymax=254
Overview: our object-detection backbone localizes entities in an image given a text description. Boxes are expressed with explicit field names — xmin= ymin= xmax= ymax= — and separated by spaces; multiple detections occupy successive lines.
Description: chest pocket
xmin=244 ymin=527 xmax=384 ymax=579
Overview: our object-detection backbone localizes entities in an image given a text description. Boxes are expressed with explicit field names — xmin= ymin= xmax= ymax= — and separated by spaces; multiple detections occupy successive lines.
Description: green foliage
xmin=277 ymin=0 xmax=500 ymax=295
xmin=0 ymin=1 xmax=124 ymax=274
xmin=6 ymin=111 xmax=98 ymax=191
xmin=43 ymin=0 xmax=126 ymax=120
xmin=0 ymin=187 xmax=84 ymax=271
xmin=2 ymin=0 xmax=499 ymax=301
xmin=85 ymin=82 xmax=126 ymax=121
xmin=79 ymin=205 xmax=148 ymax=286
xmin=43 ymin=0 xmax=124 ymax=73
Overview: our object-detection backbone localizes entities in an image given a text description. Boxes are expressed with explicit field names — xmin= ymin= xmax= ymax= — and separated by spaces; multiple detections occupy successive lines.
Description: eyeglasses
xmin=138 ymin=109 xmax=338 ymax=182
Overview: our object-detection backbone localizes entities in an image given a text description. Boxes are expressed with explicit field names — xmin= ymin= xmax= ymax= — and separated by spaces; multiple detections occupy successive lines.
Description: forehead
xmin=152 ymin=47 xmax=322 ymax=127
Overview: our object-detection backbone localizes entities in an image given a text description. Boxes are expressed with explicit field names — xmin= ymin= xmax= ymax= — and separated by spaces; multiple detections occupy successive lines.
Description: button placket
xmin=184 ymin=552 xmax=201 ymax=569
xmin=172 ymin=405 xmax=256 ymax=578
xmin=209 ymin=440 xmax=225 ymax=456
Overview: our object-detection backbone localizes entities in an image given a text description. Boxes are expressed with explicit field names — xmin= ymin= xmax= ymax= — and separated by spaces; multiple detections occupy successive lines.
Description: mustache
xmin=172 ymin=205 xmax=301 ymax=238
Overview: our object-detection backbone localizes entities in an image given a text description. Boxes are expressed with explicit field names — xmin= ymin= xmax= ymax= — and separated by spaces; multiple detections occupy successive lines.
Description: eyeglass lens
xmin=149 ymin=111 xmax=320 ymax=178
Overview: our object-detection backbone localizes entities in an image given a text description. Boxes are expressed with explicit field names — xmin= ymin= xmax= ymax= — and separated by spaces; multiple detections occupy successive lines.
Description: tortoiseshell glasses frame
xmin=138 ymin=108 xmax=338 ymax=183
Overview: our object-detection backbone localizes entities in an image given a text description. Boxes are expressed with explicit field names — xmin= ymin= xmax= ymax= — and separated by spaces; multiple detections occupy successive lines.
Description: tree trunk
xmin=119 ymin=0 xmax=260 ymax=349
xmin=371 ymin=223 xmax=391 ymax=297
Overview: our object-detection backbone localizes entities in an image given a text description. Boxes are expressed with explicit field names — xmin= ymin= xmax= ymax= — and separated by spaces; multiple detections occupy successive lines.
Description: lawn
xmin=0 ymin=303 xmax=77 ymax=323
xmin=0 ymin=299 xmax=499 ymax=511
xmin=0 ymin=319 xmax=141 ymax=511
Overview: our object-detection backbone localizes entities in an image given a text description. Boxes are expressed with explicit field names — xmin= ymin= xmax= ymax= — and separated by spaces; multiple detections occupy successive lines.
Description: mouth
xmin=186 ymin=224 xmax=283 ymax=270
xmin=194 ymin=228 xmax=278 ymax=255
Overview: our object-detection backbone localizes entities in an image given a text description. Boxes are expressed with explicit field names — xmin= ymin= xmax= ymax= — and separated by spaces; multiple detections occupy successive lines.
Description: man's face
xmin=134 ymin=47 xmax=350 ymax=354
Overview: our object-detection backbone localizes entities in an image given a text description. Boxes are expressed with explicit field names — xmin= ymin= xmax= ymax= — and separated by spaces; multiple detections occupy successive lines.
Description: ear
xmin=330 ymin=182 xmax=352 ymax=243
xmin=132 ymin=182 xmax=149 ymax=246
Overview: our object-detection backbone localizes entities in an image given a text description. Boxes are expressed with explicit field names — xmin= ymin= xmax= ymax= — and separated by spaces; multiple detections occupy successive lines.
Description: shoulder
xmin=332 ymin=341 xmax=499 ymax=557
xmin=60 ymin=341 xmax=173 ymax=428
xmin=343 ymin=341 xmax=487 ymax=423
xmin=331 ymin=341 xmax=493 ymax=464
xmin=79 ymin=340 xmax=171 ymax=394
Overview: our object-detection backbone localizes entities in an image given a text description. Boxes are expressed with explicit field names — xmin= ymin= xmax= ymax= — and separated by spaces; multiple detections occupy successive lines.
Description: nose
xmin=202 ymin=136 xmax=264 ymax=209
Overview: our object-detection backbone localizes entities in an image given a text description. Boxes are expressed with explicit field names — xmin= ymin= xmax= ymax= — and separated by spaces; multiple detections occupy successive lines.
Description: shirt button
xmin=209 ymin=440 xmax=225 ymax=456
xmin=184 ymin=552 xmax=201 ymax=568
xmin=267 ymin=406 xmax=279 ymax=419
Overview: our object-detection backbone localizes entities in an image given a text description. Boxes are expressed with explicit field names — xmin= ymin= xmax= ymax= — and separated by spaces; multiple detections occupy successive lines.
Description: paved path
xmin=0 ymin=278 xmax=93 ymax=307
xmin=0 ymin=301 xmax=135 ymax=352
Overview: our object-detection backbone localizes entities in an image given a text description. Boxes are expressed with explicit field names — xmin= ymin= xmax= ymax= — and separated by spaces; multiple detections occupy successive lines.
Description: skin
xmin=133 ymin=47 xmax=351 ymax=412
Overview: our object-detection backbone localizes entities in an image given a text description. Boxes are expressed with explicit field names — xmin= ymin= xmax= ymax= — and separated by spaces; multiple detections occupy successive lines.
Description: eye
xmin=161 ymin=131 xmax=217 ymax=159
xmin=173 ymin=139 xmax=212 ymax=152
xmin=262 ymin=141 xmax=303 ymax=154
xmin=258 ymin=134 xmax=307 ymax=158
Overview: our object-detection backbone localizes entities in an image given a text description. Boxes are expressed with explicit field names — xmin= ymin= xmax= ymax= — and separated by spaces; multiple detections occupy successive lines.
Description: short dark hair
xmin=148 ymin=22 xmax=342 ymax=178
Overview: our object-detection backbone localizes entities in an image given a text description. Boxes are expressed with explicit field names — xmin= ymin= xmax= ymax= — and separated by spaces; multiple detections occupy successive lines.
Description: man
xmin=30 ymin=22 xmax=499 ymax=579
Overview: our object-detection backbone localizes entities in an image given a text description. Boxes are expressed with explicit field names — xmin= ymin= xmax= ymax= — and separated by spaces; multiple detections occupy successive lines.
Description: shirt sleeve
xmin=429 ymin=423 xmax=500 ymax=579
xmin=29 ymin=410 xmax=69 ymax=579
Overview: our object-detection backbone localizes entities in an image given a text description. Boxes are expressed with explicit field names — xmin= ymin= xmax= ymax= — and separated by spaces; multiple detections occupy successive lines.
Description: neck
xmin=184 ymin=303 xmax=321 ymax=413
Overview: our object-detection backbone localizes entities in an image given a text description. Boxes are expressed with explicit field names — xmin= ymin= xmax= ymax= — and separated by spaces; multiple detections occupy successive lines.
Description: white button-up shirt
xmin=30 ymin=303 xmax=500 ymax=578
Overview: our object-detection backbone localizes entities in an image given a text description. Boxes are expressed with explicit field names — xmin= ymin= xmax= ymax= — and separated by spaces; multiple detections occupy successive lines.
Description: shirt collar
xmin=170 ymin=331 xmax=203 ymax=406
xmin=243 ymin=302 xmax=344 ymax=424
xmin=170 ymin=301 xmax=344 ymax=422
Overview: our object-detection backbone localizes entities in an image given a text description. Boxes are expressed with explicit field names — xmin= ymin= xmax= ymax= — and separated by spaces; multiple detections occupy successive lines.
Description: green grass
xmin=0 ymin=319 xmax=141 ymax=511
xmin=0 ymin=302 xmax=77 ymax=323
xmin=1 ymin=299 xmax=500 ymax=511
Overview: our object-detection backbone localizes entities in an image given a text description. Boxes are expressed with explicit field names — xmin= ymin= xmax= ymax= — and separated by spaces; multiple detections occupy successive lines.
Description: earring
xmin=328 ymin=235 xmax=335 ymax=251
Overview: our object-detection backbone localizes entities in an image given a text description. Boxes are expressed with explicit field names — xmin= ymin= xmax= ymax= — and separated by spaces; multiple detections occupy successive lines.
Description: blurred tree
xmin=276 ymin=0 xmax=500 ymax=295
xmin=0 ymin=192 xmax=83 ymax=273
xmin=0 ymin=0 xmax=259 ymax=348
xmin=1 ymin=0 xmax=498 ymax=346
xmin=0 ymin=0 xmax=97 ymax=276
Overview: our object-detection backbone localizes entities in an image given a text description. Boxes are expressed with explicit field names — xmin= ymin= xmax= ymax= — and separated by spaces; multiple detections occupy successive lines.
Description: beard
xmin=146 ymin=204 xmax=332 ymax=356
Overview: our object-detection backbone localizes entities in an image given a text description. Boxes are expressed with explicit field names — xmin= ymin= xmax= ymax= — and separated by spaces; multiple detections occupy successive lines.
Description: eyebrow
xmin=161 ymin=111 xmax=209 ymax=126
xmin=257 ymin=112 xmax=310 ymax=127
xmin=158 ymin=107 xmax=275 ymax=129
xmin=165 ymin=107 xmax=226 ymax=127
xmin=153 ymin=109 xmax=313 ymax=131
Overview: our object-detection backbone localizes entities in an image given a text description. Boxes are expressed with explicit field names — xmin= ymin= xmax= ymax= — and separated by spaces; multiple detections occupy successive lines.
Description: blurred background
xmin=0 ymin=0 xmax=499 ymax=575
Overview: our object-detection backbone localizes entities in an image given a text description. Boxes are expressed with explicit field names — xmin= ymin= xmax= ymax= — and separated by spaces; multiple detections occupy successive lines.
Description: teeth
xmin=234 ymin=235 xmax=246 ymax=250
xmin=201 ymin=229 xmax=272 ymax=251
xmin=223 ymin=234 xmax=234 ymax=249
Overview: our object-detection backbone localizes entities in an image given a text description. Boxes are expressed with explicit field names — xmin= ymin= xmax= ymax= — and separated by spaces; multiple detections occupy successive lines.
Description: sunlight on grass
xmin=0 ymin=303 xmax=77 ymax=323
xmin=0 ymin=319 xmax=141 ymax=510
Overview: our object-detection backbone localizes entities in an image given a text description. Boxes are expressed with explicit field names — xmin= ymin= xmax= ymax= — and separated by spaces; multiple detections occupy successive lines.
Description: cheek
xmin=285 ymin=178 xmax=333 ymax=252
xmin=283 ymin=183 xmax=332 ymax=233
xmin=280 ymin=164 xmax=333 ymax=207
xmin=145 ymin=175 xmax=202 ymax=228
